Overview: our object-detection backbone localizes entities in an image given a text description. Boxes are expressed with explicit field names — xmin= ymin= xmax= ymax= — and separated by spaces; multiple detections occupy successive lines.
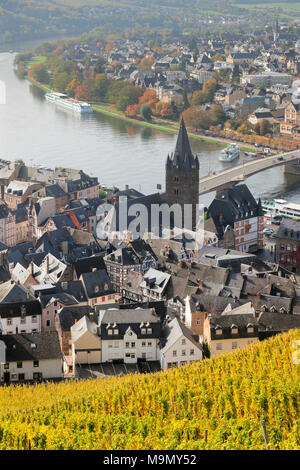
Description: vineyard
xmin=0 ymin=329 xmax=299 ymax=450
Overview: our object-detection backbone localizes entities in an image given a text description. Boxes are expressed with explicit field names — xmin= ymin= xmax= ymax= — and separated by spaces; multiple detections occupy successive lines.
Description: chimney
xmin=46 ymin=255 xmax=50 ymax=274
xmin=199 ymin=280 xmax=204 ymax=287
xmin=30 ymin=262 xmax=34 ymax=277
xmin=125 ymin=184 xmax=129 ymax=191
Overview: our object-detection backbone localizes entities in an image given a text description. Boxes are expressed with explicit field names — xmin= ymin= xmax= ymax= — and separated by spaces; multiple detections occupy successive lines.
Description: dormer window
xmin=247 ymin=324 xmax=254 ymax=334
xmin=113 ymin=329 xmax=119 ymax=335
xmin=141 ymin=327 xmax=146 ymax=334
xmin=94 ymin=285 xmax=100 ymax=294
xmin=231 ymin=324 xmax=238 ymax=335
xmin=215 ymin=325 xmax=222 ymax=336
xmin=147 ymin=328 xmax=152 ymax=334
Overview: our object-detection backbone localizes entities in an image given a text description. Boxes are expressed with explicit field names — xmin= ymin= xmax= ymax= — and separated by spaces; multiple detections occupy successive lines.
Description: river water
xmin=0 ymin=45 xmax=299 ymax=207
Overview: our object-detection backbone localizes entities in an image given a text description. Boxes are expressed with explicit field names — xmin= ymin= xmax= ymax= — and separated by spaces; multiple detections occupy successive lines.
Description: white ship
xmin=45 ymin=92 xmax=93 ymax=114
xmin=261 ymin=198 xmax=300 ymax=221
xmin=219 ymin=143 xmax=240 ymax=162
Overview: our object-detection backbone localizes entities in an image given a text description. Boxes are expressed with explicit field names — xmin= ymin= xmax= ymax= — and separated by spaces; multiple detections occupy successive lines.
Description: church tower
xmin=165 ymin=118 xmax=199 ymax=231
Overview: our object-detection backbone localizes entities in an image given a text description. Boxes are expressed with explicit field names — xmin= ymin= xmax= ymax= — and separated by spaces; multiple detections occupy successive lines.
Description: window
xmin=181 ymin=339 xmax=186 ymax=345
xmin=173 ymin=350 xmax=177 ymax=357
xmin=247 ymin=326 xmax=254 ymax=334
xmin=7 ymin=319 xmax=12 ymax=325
xmin=108 ymin=329 xmax=113 ymax=335
xmin=18 ymin=374 xmax=25 ymax=381
xmin=190 ymin=349 xmax=194 ymax=356
xmin=146 ymin=328 xmax=152 ymax=334
xmin=113 ymin=329 xmax=119 ymax=335
xmin=32 ymin=316 xmax=37 ymax=323
xmin=125 ymin=342 xmax=129 ymax=348
xmin=142 ymin=341 xmax=146 ymax=347
xmin=33 ymin=361 xmax=39 ymax=368
xmin=131 ymin=342 xmax=135 ymax=348
xmin=216 ymin=343 xmax=222 ymax=351
xmin=232 ymin=342 xmax=238 ymax=349
xmin=46 ymin=320 xmax=50 ymax=327
xmin=141 ymin=328 xmax=146 ymax=334
xmin=182 ymin=350 xmax=186 ymax=356
xmin=33 ymin=372 xmax=42 ymax=380
xmin=17 ymin=362 xmax=22 ymax=369
xmin=147 ymin=342 xmax=152 ymax=347
xmin=196 ymin=319 xmax=201 ymax=325
xmin=215 ymin=328 xmax=222 ymax=336
xmin=4 ymin=363 xmax=9 ymax=369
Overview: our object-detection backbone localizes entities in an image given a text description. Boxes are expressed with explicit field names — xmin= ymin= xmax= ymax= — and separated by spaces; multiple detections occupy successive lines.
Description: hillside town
xmin=19 ymin=17 xmax=300 ymax=152
xmin=0 ymin=116 xmax=300 ymax=384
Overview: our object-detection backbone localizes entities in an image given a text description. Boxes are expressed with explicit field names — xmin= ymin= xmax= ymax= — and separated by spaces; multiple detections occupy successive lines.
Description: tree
xmin=94 ymin=56 xmax=106 ymax=74
xmin=29 ymin=64 xmax=49 ymax=84
xmin=140 ymin=103 xmax=152 ymax=121
xmin=209 ymin=104 xmax=226 ymax=126
xmin=116 ymin=85 xmax=142 ymax=112
xmin=53 ymin=72 xmax=70 ymax=93
xmin=90 ymin=76 xmax=110 ymax=100
xmin=66 ymin=78 xmax=80 ymax=97
xmin=260 ymin=119 xmax=272 ymax=136
xmin=182 ymin=107 xmax=211 ymax=130
xmin=125 ymin=104 xmax=140 ymax=117
xmin=160 ymin=103 xmax=175 ymax=119
xmin=203 ymin=79 xmax=217 ymax=101
xmin=139 ymin=56 xmax=156 ymax=70
xmin=191 ymin=90 xmax=210 ymax=106
xmin=75 ymin=84 xmax=89 ymax=101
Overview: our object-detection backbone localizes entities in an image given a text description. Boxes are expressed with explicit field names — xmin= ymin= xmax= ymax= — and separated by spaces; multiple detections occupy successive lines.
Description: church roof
xmin=167 ymin=118 xmax=199 ymax=170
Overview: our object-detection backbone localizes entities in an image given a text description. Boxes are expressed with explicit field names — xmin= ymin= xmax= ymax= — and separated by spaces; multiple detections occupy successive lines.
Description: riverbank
xmin=27 ymin=75 xmax=256 ymax=151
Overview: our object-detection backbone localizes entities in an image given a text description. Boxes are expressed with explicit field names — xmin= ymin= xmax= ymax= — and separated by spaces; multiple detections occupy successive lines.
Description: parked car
xmin=263 ymin=227 xmax=274 ymax=235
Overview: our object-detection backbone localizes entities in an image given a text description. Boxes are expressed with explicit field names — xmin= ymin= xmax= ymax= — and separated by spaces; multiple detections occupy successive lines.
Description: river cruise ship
xmin=45 ymin=92 xmax=93 ymax=114
xmin=261 ymin=199 xmax=300 ymax=221
xmin=219 ymin=143 xmax=240 ymax=162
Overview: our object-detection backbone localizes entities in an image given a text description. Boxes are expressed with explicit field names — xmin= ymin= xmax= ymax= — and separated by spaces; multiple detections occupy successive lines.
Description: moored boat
xmin=45 ymin=92 xmax=93 ymax=114
xmin=219 ymin=143 xmax=240 ymax=162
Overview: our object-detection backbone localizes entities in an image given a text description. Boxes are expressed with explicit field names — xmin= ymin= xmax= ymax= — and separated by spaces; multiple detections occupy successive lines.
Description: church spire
xmin=171 ymin=118 xmax=199 ymax=169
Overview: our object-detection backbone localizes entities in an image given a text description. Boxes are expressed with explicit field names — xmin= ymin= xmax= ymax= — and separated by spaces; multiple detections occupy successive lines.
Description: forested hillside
xmin=0 ymin=330 xmax=299 ymax=450
xmin=0 ymin=0 xmax=268 ymax=45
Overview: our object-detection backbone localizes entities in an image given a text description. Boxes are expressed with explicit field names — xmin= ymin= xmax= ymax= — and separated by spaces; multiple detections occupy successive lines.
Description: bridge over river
xmin=199 ymin=149 xmax=300 ymax=195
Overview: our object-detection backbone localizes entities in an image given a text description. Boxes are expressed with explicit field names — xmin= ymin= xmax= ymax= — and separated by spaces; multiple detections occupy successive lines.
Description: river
xmin=0 ymin=44 xmax=299 ymax=208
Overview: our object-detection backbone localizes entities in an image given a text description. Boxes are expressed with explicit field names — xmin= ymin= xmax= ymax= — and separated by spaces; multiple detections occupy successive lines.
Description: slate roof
xmin=209 ymin=313 xmax=258 ymax=340
xmin=274 ymin=218 xmax=300 ymax=240
xmin=160 ymin=316 xmax=202 ymax=352
xmin=0 ymin=299 xmax=42 ymax=319
xmin=45 ymin=184 xmax=68 ymax=199
xmin=257 ymin=311 xmax=300 ymax=333
xmin=166 ymin=118 xmax=199 ymax=170
xmin=105 ymin=247 xmax=140 ymax=266
xmin=58 ymin=306 xmax=94 ymax=332
xmin=208 ymin=184 xmax=263 ymax=239
xmin=2 ymin=332 xmax=62 ymax=362
xmin=0 ymin=281 xmax=36 ymax=303
xmin=81 ymin=269 xmax=115 ymax=298
xmin=99 ymin=308 xmax=161 ymax=340
xmin=44 ymin=214 xmax=75 ymax=230
xmin=14 ymin=204 xmax=28 ymax=224
xmin=74 ymin=254 xmax=106 ymax=278
xmin=190 ymin=293 xmax=249 ymax=313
